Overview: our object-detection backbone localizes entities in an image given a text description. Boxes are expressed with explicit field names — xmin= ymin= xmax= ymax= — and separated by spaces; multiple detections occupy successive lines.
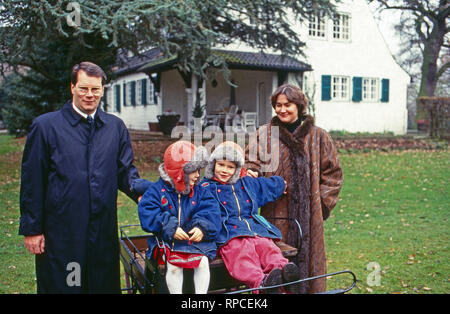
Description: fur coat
xmin=245 ymin=115 xmax=343 ymax=293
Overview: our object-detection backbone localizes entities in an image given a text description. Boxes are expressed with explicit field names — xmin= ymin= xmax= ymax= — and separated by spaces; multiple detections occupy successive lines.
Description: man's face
xmin=274 ymin=94 xmax=299 ymax=124
xmin=71 ymin=70 xmax=104 ymax=115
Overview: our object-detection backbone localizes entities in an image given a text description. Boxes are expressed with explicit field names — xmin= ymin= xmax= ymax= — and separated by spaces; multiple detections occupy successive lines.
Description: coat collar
xmin=62 ymin=100 xmax=106 ymax=127
xmin=270 ymin=115 xmax=314 ymax=153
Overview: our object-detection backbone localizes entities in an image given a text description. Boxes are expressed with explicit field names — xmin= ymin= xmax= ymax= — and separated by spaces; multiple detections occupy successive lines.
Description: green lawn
xmin=325 ymin=151 xmax=449 ymax=294
xmin=0 ymin=134 xmax=448 ymax=294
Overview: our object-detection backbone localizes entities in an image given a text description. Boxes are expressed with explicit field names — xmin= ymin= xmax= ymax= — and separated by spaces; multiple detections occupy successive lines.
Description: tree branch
xmin=436 ymin=61 xmax=450 ymax=81
xmin=376 ymin=0 xmax=438 ymax=21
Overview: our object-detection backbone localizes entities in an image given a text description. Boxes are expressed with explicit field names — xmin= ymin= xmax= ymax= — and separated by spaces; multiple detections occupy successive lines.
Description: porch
xmin=106 ymin=48 xmax=312 ymax=132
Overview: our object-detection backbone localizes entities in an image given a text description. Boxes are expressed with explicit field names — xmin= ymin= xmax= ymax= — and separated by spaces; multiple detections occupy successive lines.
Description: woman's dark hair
xmin=71 ymin=61 xmax=107 ymax=86
xmin=271 ymin=84 xmax=309 ymax=116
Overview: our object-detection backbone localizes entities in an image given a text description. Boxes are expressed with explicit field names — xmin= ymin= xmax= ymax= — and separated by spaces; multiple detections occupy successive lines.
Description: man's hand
xmin=24 ymin=234 xmax=45 ymax=254
xmin=283 ymin=180 xmax=288 ymax=194
xmin=173 ymin=227 xmax=189 ymax=241
xmin=188 ymin=227 xmax=204 ymax=242
xmin=246 ymin=169 xmax=259 ymax=178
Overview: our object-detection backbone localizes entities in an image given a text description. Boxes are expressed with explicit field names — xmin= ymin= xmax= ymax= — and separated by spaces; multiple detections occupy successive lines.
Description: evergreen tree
xmin=1 ymin=0 xmax=337 ymax=134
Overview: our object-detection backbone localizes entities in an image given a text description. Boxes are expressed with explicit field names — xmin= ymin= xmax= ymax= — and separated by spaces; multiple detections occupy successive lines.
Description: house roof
xmin=113 ymin=47 xmax=311 ymax=76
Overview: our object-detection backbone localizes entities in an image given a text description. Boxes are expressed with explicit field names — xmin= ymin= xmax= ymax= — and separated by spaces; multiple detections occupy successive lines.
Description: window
xmin=333 ymin=14 xmax=350 ymax=41
xmin=122 ymin=81 xmax=137 ymax=106
xmin=136 ymin=80 xmax=142 ymax=105
xmin=148 ymin=78 xmax=156 ymax=105
xmin=308 ymin=11 xmax=326 ymax=38
xmin=331 ymin=76 xmax=349 ymax=100
xmin=362 ymin=78 xmax=379 ymax=101
xmin=322 ymin=75 xmax=350 ymax=101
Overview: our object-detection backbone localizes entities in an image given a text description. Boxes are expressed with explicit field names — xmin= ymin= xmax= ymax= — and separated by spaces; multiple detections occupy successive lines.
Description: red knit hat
xmin=161 ymin=141 xmax=208 ymax=194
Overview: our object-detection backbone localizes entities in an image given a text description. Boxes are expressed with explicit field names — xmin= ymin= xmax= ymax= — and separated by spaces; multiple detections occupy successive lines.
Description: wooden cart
xmin=119 ymin=220 xmax=356 ymax=294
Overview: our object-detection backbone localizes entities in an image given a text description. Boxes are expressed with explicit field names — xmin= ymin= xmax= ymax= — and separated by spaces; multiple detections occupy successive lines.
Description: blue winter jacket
xmin=138 ymin=178 xmax=221 ymax=260
xmin=201 ymin=176 xmax=286 ymax=246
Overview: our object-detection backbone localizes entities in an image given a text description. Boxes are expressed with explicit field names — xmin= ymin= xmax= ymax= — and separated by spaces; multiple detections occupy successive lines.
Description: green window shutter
xmin=141 ymin=79 xmax=147 ymax=105
xmin=321 ymin=75 xmax=331 ymax=101
xmin=352 ymin=77 xmax=362 ymax=102
xmin=123 ymin=82 xmax=127 ymax=107
xmin=381 ymin=78 xmax=389 ymax=102
xmin=115 ymin=85 xmax=121 ymax=113
xmin=130 ymin=81 xmax=136 ymax=106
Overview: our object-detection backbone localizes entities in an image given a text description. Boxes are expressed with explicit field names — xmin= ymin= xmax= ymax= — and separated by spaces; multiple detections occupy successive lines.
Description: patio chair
xmin=243 ymin=112 xmax=257 ymax=132
xmin=204 ymin=114 xmax=221 ymax=127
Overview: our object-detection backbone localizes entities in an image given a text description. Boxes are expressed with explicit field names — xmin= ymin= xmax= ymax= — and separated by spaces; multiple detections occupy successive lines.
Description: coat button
xmin=246 ymin=199 xmax=250 ymax=203
xmin=192 ymin=201 xmax=196 ymax=205
xmin=217 ymin=189 xmax=221 ymax=193
xmin=161 ymin=188 xmax=166 ymax=192
xmin=222 ymin=201 xmax=227 ymax=205
xmin=233 ymin=225 xmax=237 ymax=229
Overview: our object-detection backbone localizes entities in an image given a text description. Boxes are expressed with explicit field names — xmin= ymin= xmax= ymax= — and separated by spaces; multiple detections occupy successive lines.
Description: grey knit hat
xmin=204 ymin=141 xmax=245 ymax=184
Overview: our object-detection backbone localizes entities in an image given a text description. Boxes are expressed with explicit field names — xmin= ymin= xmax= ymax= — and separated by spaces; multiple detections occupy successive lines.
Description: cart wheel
xmin=124 ymin=271 xmax=133 ymax=294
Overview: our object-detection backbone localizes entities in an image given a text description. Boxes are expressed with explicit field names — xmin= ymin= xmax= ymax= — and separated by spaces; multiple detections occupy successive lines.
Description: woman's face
xmin=214 ymin=160 xmax=237 ymax=183
xmin=187 ymin=170 xmax=200 ymax=187
xmin=274 ymin=94 xmax=299 ymax=124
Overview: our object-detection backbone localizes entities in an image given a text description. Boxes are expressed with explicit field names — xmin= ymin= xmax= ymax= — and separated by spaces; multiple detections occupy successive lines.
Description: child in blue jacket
xmin=137 ymin=141 xmax=220 ymax=294
xmin=202 ymin=141 xmax=301 ymax=293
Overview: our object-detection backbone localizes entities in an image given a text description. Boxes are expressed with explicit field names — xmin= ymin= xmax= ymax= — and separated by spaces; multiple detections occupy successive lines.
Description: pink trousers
xmin=219 ymin=236 xmax=289 ymax=288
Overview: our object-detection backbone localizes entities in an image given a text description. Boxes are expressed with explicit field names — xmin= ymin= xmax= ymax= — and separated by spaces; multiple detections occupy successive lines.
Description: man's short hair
xmin=71 ymin=62 xmax=107 ymax=86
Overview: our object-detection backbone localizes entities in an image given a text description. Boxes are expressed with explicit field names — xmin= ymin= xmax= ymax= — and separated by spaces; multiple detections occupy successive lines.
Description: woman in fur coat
xmin=245 ymin=84 xmax=343 ymax=293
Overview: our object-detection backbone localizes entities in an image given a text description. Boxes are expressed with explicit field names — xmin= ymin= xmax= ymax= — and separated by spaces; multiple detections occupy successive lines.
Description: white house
xmin=298 ymin=0 xmax=410 ymax=134
xmin=104 ymin=0 xmax=410 ymax=135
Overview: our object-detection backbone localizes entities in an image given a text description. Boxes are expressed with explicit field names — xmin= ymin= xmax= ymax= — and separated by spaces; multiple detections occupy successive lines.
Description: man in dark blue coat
xmin=19 ymin=62 xmax=140 ymax=293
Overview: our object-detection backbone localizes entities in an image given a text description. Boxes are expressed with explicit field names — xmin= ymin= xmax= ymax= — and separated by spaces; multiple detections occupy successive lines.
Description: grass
xmin=325 ymin=151 xmax=449 ymax=294
xmin=0 ymin=134 xmax=448 ymax=294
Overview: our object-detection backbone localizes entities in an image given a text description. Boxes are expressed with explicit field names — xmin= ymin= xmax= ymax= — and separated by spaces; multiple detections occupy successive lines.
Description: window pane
xmin=309 ymin=12 xmax=326 ymax=38
xmin=333 ymin=14 xmax=350 ymax=40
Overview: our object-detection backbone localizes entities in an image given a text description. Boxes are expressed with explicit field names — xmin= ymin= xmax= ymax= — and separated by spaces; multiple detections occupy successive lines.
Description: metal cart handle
xmin=265 ymin=217 xmax=303 ymax=253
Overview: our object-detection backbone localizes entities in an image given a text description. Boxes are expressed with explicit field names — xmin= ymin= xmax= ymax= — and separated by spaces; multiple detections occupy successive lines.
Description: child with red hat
xmin=202 ymin=141 xmax=301 ymax=293
xmin=138 ymin=141 xmax=220 ymax=294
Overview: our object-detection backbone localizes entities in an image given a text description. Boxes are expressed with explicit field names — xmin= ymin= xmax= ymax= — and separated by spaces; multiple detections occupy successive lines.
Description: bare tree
xmin=372 ymin=0 xmax=449 ymax=97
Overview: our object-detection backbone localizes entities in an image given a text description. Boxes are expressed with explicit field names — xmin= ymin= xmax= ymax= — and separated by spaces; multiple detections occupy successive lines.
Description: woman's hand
xmin=188 ymin=227 xmax=204 ymax=242
xmin=283 ymin=180 xmax=288 ymax=194
xmin=173 ymin=227 xmax=189 ymax=241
